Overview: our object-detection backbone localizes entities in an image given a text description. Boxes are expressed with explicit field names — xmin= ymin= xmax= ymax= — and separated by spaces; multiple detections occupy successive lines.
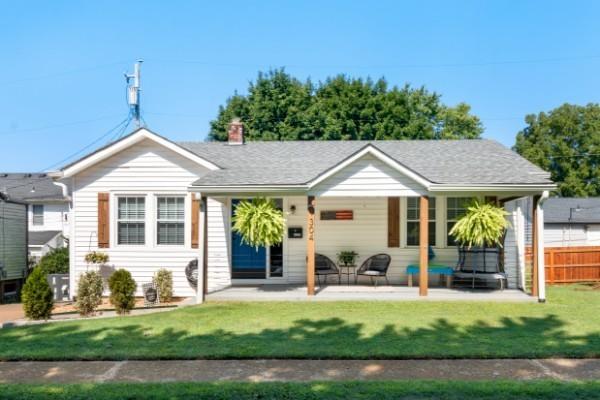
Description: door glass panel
xmin=269 ymin=199 xmax=284 ymax=277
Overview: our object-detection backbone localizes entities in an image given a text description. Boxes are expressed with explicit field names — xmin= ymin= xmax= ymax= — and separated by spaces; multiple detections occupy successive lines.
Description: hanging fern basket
xmin=232 ymin=198 xmax=285 ymax=249
xmin=449 ymin=200 xmax=510 ymax=248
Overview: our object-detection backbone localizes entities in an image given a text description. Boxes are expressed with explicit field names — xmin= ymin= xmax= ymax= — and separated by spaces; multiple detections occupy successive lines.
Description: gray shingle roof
xmin=0 ymin=173 xmax=67 ymax=203
xmin=28 ymin=230 xmax=63 ymax=246
xmin=178 ymin=139 xmax=552 ymax=187
xmin=544 ymin=197 xmax=600 ymax=224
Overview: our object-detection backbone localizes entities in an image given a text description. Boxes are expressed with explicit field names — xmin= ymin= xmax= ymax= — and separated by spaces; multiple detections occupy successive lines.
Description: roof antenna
xmin=125 ymin=60 xmax=144 ymax=128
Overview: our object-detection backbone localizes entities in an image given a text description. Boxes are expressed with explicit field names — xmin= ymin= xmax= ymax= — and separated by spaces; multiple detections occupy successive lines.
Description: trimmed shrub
xmin=153 ymin=268 xmax=173 ymax=303
xmin=75 ymin=271 xmax=103 ymax=316
xmin=21 ymin=268 xmax=54 ymax=320
xmin=37 ymin=247 xmax=69 ymax=275
xmin=108 ymin=269 xmax=136 ymax=315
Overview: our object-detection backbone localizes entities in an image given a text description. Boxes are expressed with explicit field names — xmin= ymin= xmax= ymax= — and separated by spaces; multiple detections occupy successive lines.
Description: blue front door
xmin=231 ymin=199 xmax=267 ymax=279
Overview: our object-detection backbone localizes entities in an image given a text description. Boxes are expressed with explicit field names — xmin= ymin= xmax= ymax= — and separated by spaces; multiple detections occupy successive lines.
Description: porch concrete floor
xmin=206 ymin=285 xmax=536 ymax=302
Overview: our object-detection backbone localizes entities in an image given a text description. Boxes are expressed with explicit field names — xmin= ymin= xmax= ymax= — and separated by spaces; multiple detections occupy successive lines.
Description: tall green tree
xmin=514 ymin=103 xmax=600 ymax=197
xmin=209 ymin=69 xmax=482 ymax=141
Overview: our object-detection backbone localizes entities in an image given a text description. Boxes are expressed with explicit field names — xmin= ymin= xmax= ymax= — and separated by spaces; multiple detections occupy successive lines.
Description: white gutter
xmin=52 ymin=181 xmax=71 ymax=201
xmin=537 ymin=190 xmax=550 ymax=303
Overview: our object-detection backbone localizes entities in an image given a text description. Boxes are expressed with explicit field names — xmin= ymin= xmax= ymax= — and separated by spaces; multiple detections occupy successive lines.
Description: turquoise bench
xmin=406 ymin=263 xmax=454 ymax=287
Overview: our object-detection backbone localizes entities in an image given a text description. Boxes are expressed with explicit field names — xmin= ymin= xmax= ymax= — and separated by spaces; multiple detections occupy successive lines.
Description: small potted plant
xmin=337 ymin=250 xmax=358 ymax=266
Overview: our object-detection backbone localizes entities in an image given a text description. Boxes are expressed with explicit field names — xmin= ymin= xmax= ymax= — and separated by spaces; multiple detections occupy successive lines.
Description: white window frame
xmin=445 ymin=197 xmax=475 ymax=247
xmin=32 ymin=204 xmax=44 ymax=226
xmin=405 ymin=196 xmax=436 ymax=247
xmin=156 ymin=195 xmax=186 ymax=246
xmin=115 ymin=195 xmax=147 ymax=246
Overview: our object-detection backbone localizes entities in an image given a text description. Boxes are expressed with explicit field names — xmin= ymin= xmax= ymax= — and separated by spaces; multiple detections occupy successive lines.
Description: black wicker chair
xmin=315 ymin=253 xmax=340 ymax=286
xmin=185 ymin=259 xmax=198 ymax=287
xmin=356 ymin=254 xmax=391 ymax=286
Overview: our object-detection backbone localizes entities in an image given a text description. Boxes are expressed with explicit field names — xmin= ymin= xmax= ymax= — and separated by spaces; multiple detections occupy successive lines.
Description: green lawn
xmin=0 ymin=285 xmax=599 ymax=360
xmin=1 ymin=381 xmax=599 ymax=400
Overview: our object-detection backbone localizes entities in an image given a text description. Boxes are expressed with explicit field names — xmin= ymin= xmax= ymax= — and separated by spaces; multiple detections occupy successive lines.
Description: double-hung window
xmin=32 ymin=204 xmax=44 ymax=226
xmin=117 ymin=197 xmax=145 ymax=245
xmin=446 ymin=197 xmax=472 ymax=247
xmin=406 ymin=197 xmax=436 ymax=246
xmin=157 ymin=197 xmax=185 ymax=245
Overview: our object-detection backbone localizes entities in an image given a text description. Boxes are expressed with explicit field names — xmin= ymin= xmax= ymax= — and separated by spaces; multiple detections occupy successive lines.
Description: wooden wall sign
xmin=320 ymin=210 xmax=354 ymax=220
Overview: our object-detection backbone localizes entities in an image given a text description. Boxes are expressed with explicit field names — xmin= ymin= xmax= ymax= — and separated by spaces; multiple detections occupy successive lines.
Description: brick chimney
xmin=228 ymin=118 xmax=244 ymax=145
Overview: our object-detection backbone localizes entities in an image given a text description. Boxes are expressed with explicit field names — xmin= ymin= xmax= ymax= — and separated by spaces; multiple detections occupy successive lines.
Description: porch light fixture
xmin=289 ymin=205 xmax=296 ymax=215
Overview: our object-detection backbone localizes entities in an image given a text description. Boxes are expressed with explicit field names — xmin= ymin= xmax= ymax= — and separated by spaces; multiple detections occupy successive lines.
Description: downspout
xmin=537 ymin=191 xmax=549 ymax=303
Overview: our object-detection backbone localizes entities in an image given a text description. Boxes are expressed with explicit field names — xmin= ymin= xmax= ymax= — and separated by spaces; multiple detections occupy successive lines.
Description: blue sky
xmin=2 ymin=0 xmax=599 ymax=171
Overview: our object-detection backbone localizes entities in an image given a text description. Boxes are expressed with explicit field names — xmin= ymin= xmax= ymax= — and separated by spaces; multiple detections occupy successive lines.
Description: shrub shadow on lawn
xmin=0 ymin=312 xmax=599 ymax=360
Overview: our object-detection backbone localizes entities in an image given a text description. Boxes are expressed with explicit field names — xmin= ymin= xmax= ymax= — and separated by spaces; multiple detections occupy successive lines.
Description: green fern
xmin=449 ymin=200 xmax=510 ymax=248
xmin=232 ymin=198 xmax=285 ymax=249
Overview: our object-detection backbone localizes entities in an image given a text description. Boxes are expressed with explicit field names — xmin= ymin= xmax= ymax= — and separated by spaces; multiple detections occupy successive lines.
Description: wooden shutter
xmin=191 ymin=198 xmax=200 ymax=249
xmin=387 ymin=197 xmax=400 ymax=247
xmin=98 ymin=192 xmax=110 ymax=248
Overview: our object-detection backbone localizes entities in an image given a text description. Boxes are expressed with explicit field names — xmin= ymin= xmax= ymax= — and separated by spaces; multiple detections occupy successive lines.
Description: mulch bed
xmin=52 ymin=297 xmax=185 ymax=315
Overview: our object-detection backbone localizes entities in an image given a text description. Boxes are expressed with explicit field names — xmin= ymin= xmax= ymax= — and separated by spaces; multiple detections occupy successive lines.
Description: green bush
xmin=108 ymin=269 xmax=136 ymax=315
xmin=36 ymin=247 xmax=69 ymax=275
xmin=153 ymin=268 xmax=173 ymax=303
xmin=76 ymin=271 xmax=103 ymax=316
xmin=21 ymin=268 xmax=54 ymax=320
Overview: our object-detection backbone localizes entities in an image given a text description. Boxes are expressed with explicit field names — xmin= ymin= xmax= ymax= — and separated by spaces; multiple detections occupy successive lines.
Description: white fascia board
xmin=61 ymin=128 xmax=220 ymax=178
xmin=188 ymin=185 xmax=308 ymax=193
xmin=429 ymin=183 xmax=557 ymax=192
xmin=306 ymin=145 xmax=432 ymax=189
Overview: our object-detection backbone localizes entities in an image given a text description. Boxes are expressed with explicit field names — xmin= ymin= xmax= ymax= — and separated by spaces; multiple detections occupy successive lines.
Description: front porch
xmin=206 ymin=284 xmax=535 ymax=302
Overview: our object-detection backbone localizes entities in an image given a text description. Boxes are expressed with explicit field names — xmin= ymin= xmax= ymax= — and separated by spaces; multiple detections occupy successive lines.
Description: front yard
xmin=0 ymin=285 xmax=599 ymax=360
xmin=1 ymin=381 xmax=599 ymax=400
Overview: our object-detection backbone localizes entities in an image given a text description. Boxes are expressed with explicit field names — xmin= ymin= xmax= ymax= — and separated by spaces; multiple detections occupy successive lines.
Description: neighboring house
xmin=51 ymin=125 xmax=555 ymax=302
xmin=542 ymin=197 xmax=600 ymax=247
xmin=0 ymin=193 xmax=27 ymax=302
xmin=0 ymin=173 xmax=70 ymax=262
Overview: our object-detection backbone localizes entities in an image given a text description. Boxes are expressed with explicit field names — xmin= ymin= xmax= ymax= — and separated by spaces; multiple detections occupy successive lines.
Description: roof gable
xmin=59 ymin=128 xmax=220 ymax=178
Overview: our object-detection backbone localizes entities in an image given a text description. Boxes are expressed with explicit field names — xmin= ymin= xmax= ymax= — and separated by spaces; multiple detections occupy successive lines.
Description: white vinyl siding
xmin=71 ymin=138 xmax=211 ymax=297
xmin=117 ymin=197 xmax=146 ymax=245
xmin=28 ymin=202 xmax=69 ymax=235
xmin=32 ymin=204 xmax=44 ymax=226
xmin=310 ymin=154 xmax=426 ymax=197
xmin=156 ymin=197 xmax=185 ymax=245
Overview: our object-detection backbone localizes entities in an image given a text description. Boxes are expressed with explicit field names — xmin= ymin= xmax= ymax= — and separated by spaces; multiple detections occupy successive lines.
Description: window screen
xmin=32 ymin=204 xmax=44 ymax=226
xmin=406 ymin=197 xmax=436 ymax=246
xmin=117 ymin=197 xmax=145 ymax=245
xmin=157 ymin=197 xmax=185 ymax=245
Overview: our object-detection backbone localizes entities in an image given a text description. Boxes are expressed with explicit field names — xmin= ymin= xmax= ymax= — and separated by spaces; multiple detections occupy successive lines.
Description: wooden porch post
xmin=531 ymin=195 xmax=541 ymax=297
xmin=419 ymin=195 xmax=429 ymax=296
xmin=195 ymin=194 xmax=207 ymax=304
xmin=307 ymin=196 xmax=316 ymax=296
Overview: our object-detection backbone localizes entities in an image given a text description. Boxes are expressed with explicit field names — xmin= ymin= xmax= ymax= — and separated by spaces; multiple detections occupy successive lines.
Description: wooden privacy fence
xmin=526 ymin=246 xmax=600 ymax=284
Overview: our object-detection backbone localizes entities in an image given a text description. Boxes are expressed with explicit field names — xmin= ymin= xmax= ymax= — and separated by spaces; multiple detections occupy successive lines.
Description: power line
xmin=146 ymin=54 xmax=600 ymax=70
xmin=0 ymin=60 xmax=132 ymax=86
xmin=1 ymin=116 xmax=133 ymax=192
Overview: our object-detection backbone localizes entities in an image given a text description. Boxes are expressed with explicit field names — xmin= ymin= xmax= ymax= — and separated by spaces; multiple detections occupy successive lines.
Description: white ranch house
xmin=51 ymin=123 xmax=555 ymax=303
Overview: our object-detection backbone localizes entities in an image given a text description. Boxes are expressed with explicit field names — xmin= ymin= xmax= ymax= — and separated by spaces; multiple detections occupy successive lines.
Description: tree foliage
xmin=449 ymin=201 xmax=509 ymax=248
xmin=232 ymin=198 xmax=285 ymax=249
xmin=37 ymin=247 xmax=69 ymax=275
xmin=209 ymin=69 xmax=483 ymax=141
xmin=21 ymin=268 xmax=54 ymax=320
xmin=514 ymin=103 xmax=600 ymax=197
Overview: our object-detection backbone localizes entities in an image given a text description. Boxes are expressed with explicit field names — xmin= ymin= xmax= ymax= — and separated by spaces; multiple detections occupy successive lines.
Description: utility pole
xmin=125 ymin=60 xmax=143 ymax=127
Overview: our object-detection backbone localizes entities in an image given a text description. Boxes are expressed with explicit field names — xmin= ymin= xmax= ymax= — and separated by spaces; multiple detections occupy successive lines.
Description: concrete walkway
xmin=1 ymin=359 xmax=599 ymax=383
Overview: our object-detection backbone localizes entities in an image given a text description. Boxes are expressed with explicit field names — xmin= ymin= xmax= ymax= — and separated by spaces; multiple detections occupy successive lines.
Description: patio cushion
xmin=361 ymin=270 xmax=385 ymax=276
